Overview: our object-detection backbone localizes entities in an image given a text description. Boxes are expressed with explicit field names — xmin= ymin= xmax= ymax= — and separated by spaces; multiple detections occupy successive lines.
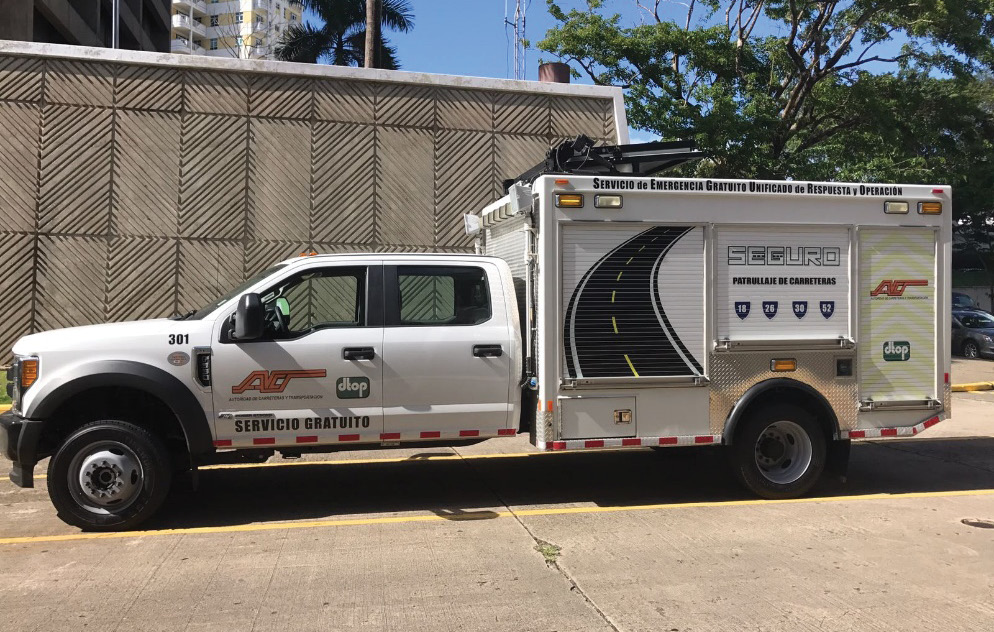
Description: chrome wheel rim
xmin=69 ymin=441 xmax=144 ymax=514
xmin=754 ymin=420 xmax=812 ymax=485
xmin=965 ymin=343 xmax=979 ymax=358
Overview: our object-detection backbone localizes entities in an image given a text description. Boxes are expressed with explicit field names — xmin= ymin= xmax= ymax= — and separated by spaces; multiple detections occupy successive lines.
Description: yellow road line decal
xmin=616 ymin=271 xmax=623 ymax=281
xmin=639 ymin=246 xmax=644 ymax=252
xmin=612 ymin=316 xmax=619 ymax=334
xmin=624 ymin=354 xmax=639 ymax=377
xmin=611 ymin=290 xmax=616 ymax=303
xmin=3 ymin=489 xmax=993 ymax=546
xmin=626 ymin=256 xmax=633 ymax=265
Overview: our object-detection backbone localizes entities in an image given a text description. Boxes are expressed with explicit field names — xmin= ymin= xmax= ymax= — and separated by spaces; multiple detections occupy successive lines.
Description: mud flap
xmin=826 ymin=439 xmax=851 ymax=483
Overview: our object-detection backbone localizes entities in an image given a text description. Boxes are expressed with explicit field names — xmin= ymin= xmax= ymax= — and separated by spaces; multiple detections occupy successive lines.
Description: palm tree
xmin=274 ymin=0 xmax=413 ymax=69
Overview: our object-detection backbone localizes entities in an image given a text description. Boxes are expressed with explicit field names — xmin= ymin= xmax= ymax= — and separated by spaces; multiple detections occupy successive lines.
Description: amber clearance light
xmin=20 ymin=359 xmax=39 ymax=388
xmin=771 ymin=359 xmax=797 ymax=372
xmin=555 ymin=194 xmax=584 ymax=208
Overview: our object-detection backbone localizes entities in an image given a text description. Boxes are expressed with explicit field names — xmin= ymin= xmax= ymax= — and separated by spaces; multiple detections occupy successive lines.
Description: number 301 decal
xmin=168 ymin=334 xmax=189 ymax=345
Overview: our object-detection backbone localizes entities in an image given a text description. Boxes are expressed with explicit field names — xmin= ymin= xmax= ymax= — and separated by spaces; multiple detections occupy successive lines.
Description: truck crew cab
xmin=1 ymin=138 xmax=951 ymax=530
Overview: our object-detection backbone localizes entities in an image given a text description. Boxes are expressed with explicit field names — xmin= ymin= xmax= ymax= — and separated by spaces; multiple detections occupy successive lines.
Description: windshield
xmin=953 ymin=293 xmax=976 ymax=308
xmin=961 ymin=313 xmax=994 ymax=329
xmin=187 ymin=264 xmax=288 ymax=320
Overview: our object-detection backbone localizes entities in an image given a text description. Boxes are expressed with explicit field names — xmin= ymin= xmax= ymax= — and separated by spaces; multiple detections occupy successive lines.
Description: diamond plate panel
xmin=435 ymin=129 xmax=492 ymax=249
xmin=0 ymin=102 xmax=40 ymax=232
xmin=106 ymin=237 xmax=177 ymax=321
xmin=116 ymin=65 xmax=183 ymax=112
xmin=376 ymin=83 xmax=434 ymax=128
xmin=311 ymin=122 xmax=375 ymax=244
xmin=114 ymin=110 xmax=181 ymax=236
xmin=250 ymin=75 xmax=311 ymax=120
xmin=38 ymin=105 xmax=113 ymax=235
xmin=0 ymin=55 xmax=43 ymax=102
xmin=45 ymin=59 xmax=114 ymax=107
xmin=707 ymin=351 xmax=860 ymax=435
xmin=377 ymin=126 xmax=433 ymax=245
xmin=185 ymin=70 xmax=249 ymax=116
xmin=495 ymin=92 xmax=548 ymax=135
xmin=35 ymin=235 xmax=108 ymax=330
xmin=313 ymin=79 xmax=375 ymax=124
xmin=178 ymin=113 xmax=248 ymax=240
xmin=0 ymin=233 xmax=35 ymax=358
xmin=248 ymin=118 xmax=310 ymax=242
xmin=178 ymin=240 xmax=244 ymax=316
xmin=550 ymin=96 xmax=611 ymax=140
xmin=436 ymin=89 xmax=492 ymax=132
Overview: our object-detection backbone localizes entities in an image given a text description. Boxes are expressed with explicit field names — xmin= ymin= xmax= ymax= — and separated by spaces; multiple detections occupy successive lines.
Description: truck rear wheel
xmin=47 ymin=420 xmax=172 ymax=531
xmin=731 ymin=403 xmax=826 ymax=499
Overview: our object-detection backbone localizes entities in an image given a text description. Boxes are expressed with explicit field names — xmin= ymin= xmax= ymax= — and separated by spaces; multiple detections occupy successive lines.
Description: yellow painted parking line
xmin=624 ymin=354 xmax=640 ymax=377
xmin=2 ymin=488 xmax=993 ymax=546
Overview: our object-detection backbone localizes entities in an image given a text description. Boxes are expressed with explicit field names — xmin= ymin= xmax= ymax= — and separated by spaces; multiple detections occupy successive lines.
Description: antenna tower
xmin=505 ymin=0 xmax=527 ymax=80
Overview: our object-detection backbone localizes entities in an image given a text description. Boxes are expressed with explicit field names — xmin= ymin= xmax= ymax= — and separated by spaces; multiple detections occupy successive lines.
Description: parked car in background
xmin=953 ymin=291 xmax=991 ymax=313
xmin=952 ymin=309 xmax=994 ymax=359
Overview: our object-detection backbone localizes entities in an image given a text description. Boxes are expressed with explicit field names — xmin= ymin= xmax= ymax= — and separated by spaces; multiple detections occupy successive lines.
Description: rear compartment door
xmin=857 ymin=228 xmax=937 ymax=404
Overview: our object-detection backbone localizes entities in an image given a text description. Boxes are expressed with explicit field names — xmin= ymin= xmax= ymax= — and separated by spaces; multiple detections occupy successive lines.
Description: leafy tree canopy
xmin=539 ymin=0 xmax=994 ymax=227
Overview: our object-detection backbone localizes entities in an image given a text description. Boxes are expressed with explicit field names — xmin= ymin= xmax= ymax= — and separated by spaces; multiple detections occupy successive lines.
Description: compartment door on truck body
xmin=211 ymin=264 xmax=384 ymax=446
xmin=857 ymin=228 xmax=937 ymax=404
xmin=381 ymin=262 xmax=515 ymax=436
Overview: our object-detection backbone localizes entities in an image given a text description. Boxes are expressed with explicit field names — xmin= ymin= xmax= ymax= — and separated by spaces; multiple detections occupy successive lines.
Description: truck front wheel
xmin=731 ymin=403 xmax=826 ymax=499
xmin=48 ymin=420 xmax=172 ymax=531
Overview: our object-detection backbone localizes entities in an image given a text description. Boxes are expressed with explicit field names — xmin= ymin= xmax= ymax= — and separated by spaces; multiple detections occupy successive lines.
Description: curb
xmin=952 ymin=382 xmax=994 ymax=392
xmin=0 ymin=404 xmax=9 ymax=413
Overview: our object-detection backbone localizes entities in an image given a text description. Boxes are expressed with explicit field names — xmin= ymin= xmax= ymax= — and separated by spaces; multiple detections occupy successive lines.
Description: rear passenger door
xmin=381 ymin=263 xmax=514 ymax=438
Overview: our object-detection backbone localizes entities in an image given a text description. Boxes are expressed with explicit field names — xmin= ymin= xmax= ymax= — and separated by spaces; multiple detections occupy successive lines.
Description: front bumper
xmin=0 ymin=410 xmax=42 ymax=487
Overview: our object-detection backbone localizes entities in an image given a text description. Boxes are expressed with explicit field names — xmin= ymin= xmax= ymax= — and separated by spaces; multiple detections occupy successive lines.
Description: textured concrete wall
xmin=0 ymin=43 xmax=623 ymax=355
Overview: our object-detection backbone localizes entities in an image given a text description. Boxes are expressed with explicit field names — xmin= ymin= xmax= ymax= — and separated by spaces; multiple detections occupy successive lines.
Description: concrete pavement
xmin=2 ymin=392 xmax=994 ymax=631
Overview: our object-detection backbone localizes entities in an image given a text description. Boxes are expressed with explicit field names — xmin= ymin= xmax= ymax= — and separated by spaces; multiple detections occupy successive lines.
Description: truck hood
xmin=11 ymin=319 xmax=202 ymax=355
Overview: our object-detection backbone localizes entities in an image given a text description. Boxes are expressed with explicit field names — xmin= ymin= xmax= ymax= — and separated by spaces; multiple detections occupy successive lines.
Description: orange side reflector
xmin=21 ymin=359 xmax=38 ymax=388
xmin=771 ymin=359 xmax=797 ymax=372
xmin=555 ymin=194 xmax=584 ymax=208
xmin=918 ymin=201 xmax=942 ymax=215
xmin=554 ymin=179 xmax=570 ymax=186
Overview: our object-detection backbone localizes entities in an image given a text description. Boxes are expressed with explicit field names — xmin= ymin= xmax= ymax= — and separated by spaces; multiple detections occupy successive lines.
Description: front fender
xmin=25 ymin=360 xmax=214 ymax=461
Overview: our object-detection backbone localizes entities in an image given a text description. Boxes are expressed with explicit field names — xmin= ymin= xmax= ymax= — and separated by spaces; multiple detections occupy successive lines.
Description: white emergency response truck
xmin=1 ymin=138 xmax=951 ymax=530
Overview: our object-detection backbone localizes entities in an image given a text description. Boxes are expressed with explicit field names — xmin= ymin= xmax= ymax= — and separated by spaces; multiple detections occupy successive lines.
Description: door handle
xmin=343 ymin=347 xmax=375 ymax=361
xmin=473 ymin=344 xmax=503 ymax=358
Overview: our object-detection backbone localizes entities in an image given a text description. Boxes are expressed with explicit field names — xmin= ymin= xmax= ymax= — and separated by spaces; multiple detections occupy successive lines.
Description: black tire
xmin=730 ymin=402 xmax=827 ymax=499
xmin=963 ymin=340 xmax=980 ymax=359
xmin=47 ymin=420 xmax=172 ymax=531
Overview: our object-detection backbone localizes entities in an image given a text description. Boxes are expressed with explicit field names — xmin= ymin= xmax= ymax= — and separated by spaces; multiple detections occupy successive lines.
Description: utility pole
xmin=505 ymin=0 xmax=526 ymax=80
xmin=364 ymin=0 xmax=379 ymax=68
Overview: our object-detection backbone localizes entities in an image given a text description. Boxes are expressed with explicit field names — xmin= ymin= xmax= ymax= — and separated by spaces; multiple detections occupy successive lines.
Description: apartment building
xmin=170 ymin=0 xmax=302 ymax=59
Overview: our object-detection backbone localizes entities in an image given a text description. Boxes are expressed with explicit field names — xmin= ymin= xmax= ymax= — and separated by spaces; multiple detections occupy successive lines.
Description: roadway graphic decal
xmin=563 ymin=226 xmax=703 ymax=378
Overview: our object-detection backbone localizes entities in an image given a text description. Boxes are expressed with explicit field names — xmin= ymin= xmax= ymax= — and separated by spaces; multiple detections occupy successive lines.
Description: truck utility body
xmin=0 ymin=140 xmax=951 ymax=530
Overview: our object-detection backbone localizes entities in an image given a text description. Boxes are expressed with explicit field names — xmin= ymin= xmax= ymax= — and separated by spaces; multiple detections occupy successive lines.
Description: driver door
xmin=211 ymin=264 xmax=384 ymax=448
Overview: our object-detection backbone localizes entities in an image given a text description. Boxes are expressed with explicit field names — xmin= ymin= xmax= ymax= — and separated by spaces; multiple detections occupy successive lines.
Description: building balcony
xmin=171 ymin=13 xmax=207 ymax=38
xmin=253 ymin=0 xmax=269 ymax=11
xmin=171 ymin=38 xmax=206 ymax=55
xmin=172 ymin=0 xmax=208 ymax=17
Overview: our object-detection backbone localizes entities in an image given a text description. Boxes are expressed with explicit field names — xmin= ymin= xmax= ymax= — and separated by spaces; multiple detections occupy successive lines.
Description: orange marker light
xmin=918 ymin=202 xmax=942 ymax=215
xmin=771 ymin=359 xmax=797 ymax=372
xmin=20 ymin=359 xmax=39 ymax=388
xmin=555 ymin=194 xmax=584 ymax=208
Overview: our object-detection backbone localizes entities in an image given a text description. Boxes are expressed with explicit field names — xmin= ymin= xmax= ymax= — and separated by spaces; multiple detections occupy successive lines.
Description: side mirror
xmin=233 ymin=293 xmax=264 ymax=340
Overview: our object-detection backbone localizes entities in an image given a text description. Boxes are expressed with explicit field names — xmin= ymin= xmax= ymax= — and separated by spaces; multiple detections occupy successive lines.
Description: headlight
xmin=984 ymin=335 xmax=993 ymax=343
xmin=10 ymin=355 xmax=39 ymax=414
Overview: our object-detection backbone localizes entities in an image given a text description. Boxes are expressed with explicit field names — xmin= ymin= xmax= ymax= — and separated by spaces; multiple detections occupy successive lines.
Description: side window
xmin=261 ymin=267 xmax=365 ymax=338
xmin=395 ymin=266 xmax=490 ymax=326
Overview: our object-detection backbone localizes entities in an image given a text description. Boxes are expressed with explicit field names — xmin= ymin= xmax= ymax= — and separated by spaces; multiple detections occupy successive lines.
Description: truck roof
xmin=277 ymin=252 xmax=495 ymax=266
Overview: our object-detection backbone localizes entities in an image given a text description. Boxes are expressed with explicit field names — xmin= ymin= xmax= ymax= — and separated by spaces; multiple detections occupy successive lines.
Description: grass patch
xmin=534 ymin=540 xmax=561 ymax=564
xmin=0 ymin=368 xmax=9 ymax=405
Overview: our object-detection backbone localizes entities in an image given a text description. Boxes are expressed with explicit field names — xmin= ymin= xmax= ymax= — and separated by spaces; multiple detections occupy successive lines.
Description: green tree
xmin=274 ymin=0 xmax=413 ymax=68
xmin=539 ymin=0 xmax=994 ymax=190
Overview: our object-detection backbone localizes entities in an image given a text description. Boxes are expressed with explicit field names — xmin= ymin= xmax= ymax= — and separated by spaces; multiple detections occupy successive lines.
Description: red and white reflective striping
xmin=841 ymin=415 xmax=942 ymax=439
xmin=212 ymin=428 xmax=518 ymax=449
xmin=542 ymin=435 xmax=722 ymax=451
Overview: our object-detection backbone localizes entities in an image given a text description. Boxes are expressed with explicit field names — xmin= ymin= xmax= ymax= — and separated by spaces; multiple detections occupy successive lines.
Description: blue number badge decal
xmin=735 ymin=301 xmax=750 ymax=319
xmin=820 ymin=301 xmax=835 ymax=319
xmin=763 ymin=301 xmax=778 ymax=319
xmin=792 ymin=300 xmax=807 ymax=319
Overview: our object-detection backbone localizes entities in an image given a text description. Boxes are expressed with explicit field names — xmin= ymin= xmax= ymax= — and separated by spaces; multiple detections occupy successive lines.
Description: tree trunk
xmin=365 ymin=0 xmax=379 ymax=68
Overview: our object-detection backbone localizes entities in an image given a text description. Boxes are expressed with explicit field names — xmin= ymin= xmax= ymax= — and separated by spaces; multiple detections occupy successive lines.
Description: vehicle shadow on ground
xmin=145 ymin=436 xmax=994 ymax=531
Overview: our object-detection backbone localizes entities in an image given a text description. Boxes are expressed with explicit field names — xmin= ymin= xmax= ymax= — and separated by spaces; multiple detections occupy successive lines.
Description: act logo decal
xmin=337 ymin=376 xmax=370 ymax=399
xmin=735 ymin=301 xmax=750 ymax=319
xmin=763 ymin=301 xmax=778 ymax=319
xmin=792 ymin=301 xmax=808 ymax=319
xmin=232 ymin=369 xmax=327 ymax=394
xmin=883 ymin=341 xmax=911 ymax=361
xmin=820 ymin=301 xmax=835 ymax=319
xmin=870 ymin=280 xmax=928 ymax=297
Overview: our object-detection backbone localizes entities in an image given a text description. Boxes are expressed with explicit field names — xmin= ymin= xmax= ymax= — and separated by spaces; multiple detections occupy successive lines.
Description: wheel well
xmin=726 ymin=385 xmax=839 ymax=445
xmin=38 ymin=387 xmax=189 ymax=469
